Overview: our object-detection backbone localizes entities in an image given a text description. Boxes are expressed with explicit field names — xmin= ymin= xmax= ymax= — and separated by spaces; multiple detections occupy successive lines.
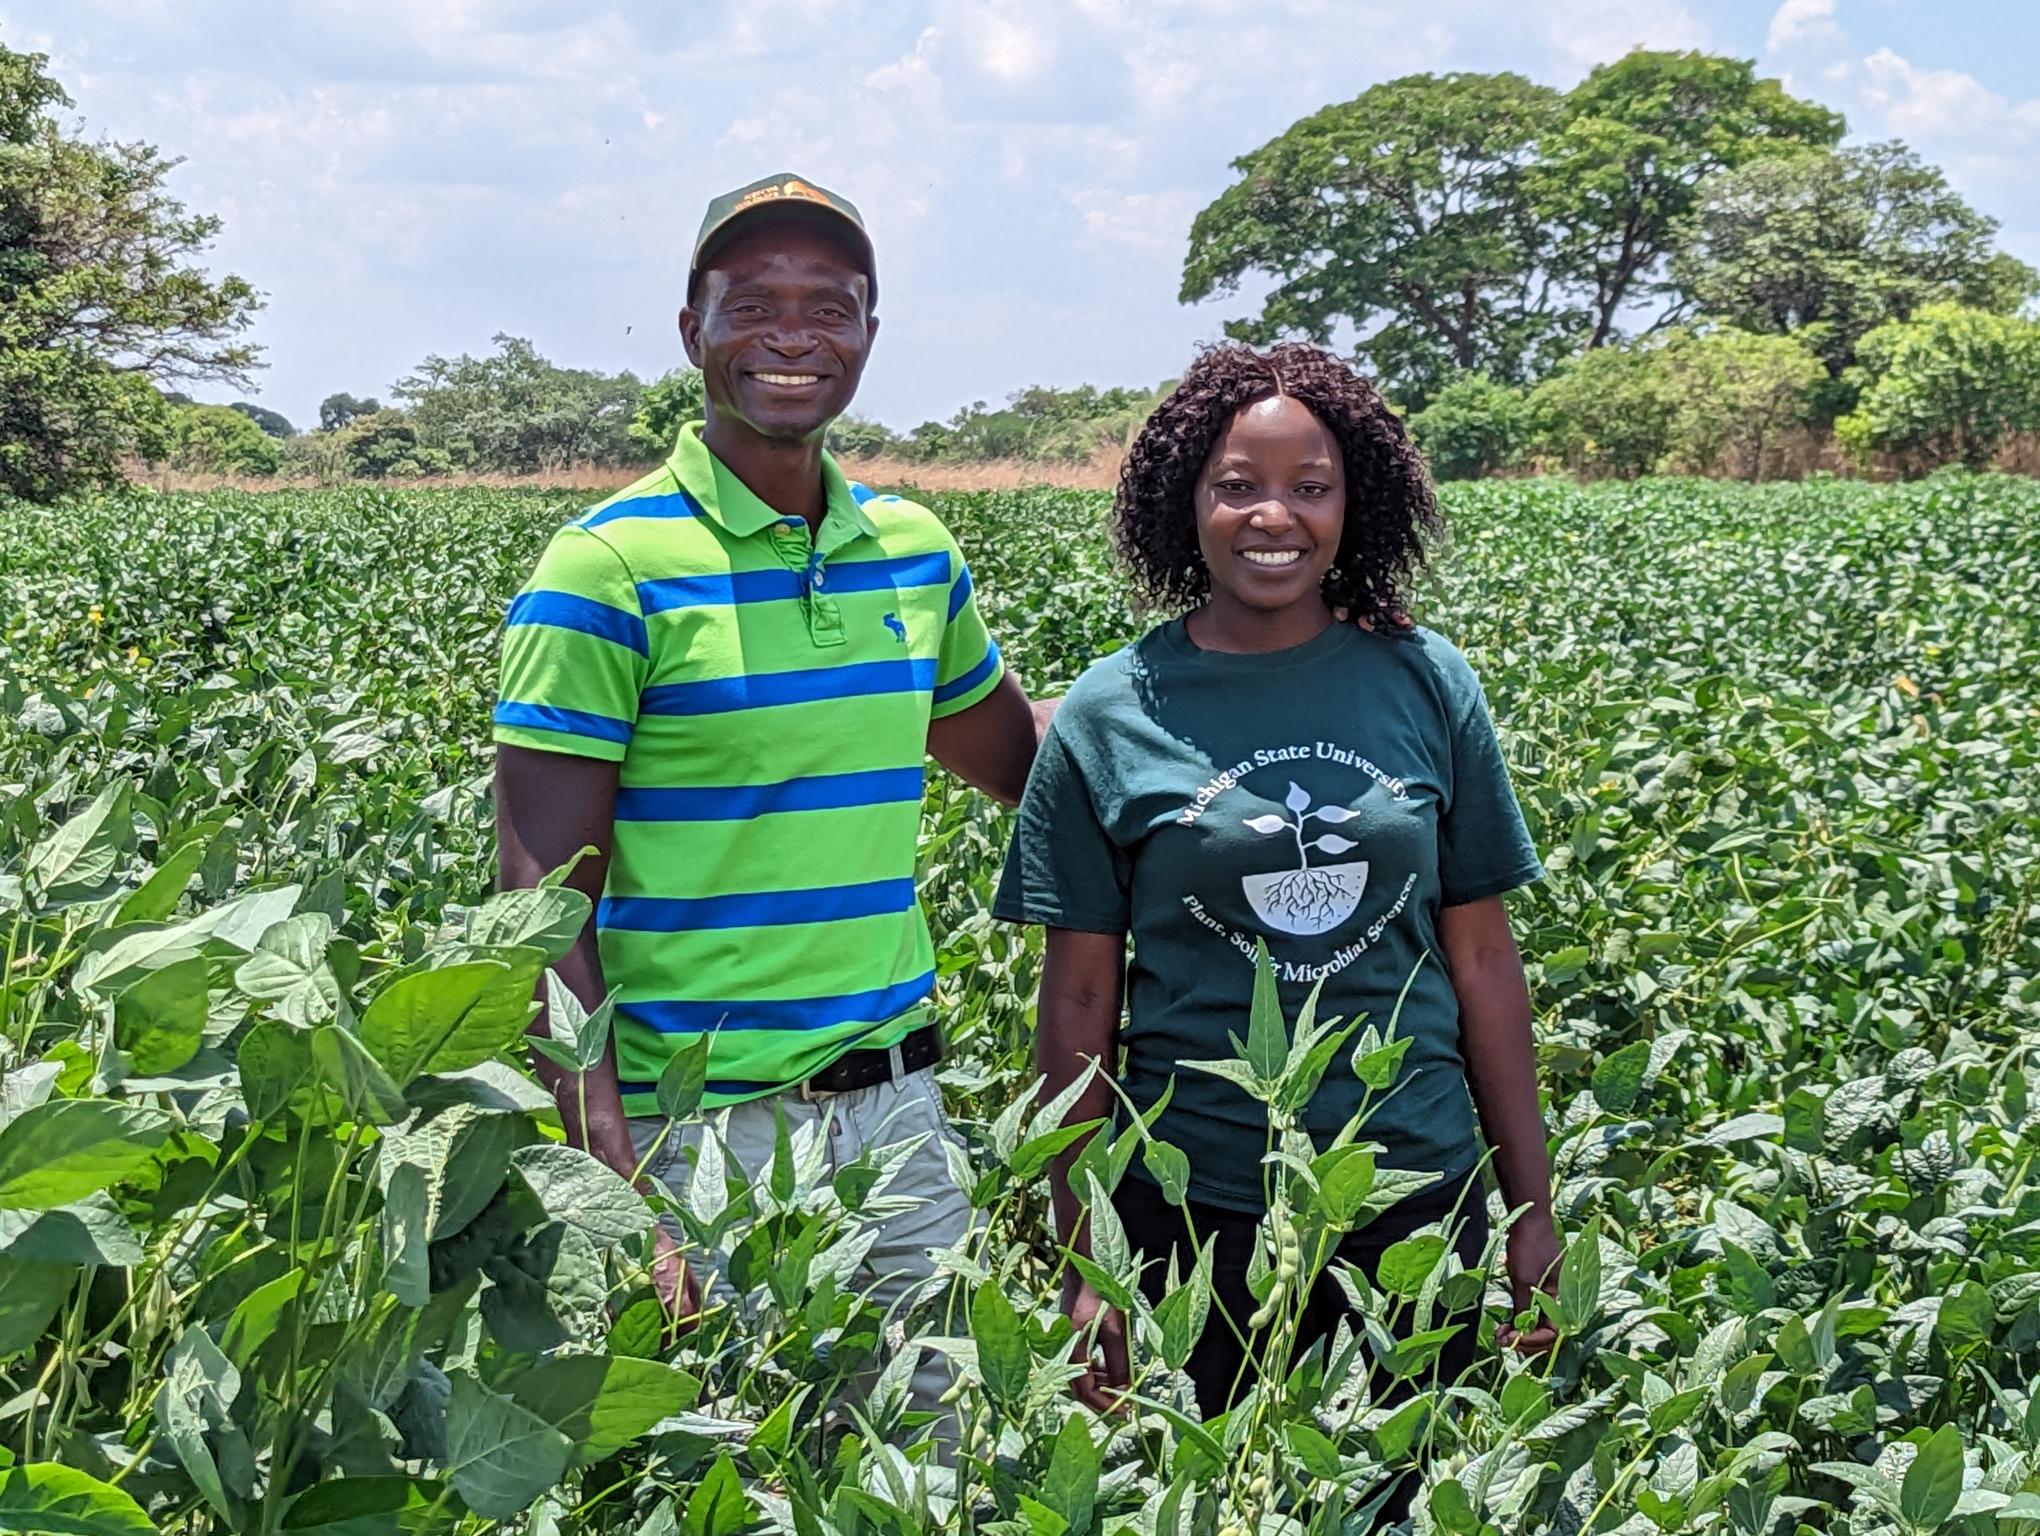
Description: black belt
xmin=799 ymin=1023 xmax=943 ymax=1098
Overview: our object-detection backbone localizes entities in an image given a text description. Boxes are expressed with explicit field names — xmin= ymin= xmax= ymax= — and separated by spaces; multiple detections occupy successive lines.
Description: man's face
xmin=680 ymin=220 xmax=877 ymax=444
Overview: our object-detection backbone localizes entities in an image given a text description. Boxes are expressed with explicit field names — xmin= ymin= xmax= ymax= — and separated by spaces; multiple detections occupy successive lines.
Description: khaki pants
xmin=629 ymin=1064 xmax=972 ymax=1438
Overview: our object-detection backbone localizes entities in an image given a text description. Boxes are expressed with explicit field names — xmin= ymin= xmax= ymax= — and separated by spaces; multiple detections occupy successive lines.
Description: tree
xmin=1528 ymin=344 xmax=1678 ymax=478
xmin=1182 ymin=72 xmax=1572 ymax=407
xmin=1181 ymin=51 xmax=1840 ymax=405
xmin=394 ymin=335 xmax=642 ymax=472
xmin=1837 ymin=304 xmax=2040 ymax=474
xmin=0 ymin=42 xmax=261 ymax=500
xmin=1677 ymin=142 xmax=2039 ymax=384
xmin=1654 ymin=329 xmax=1824 ymax=478
xmin=228 ymin=401 xmax=295 ymax=438
xmin=1535 ymin=50 xmax=1843 ymax=349
xmin=319 ymin=392 xmax=381 ymax=431
xmin=627 ymin=368 xmax=705 ymax=457
xmin=1406 ymin=374 xmax=1533 ymax=480
xmin=334 ymin=410 xmax=451 ymax=479
xmin=167 ymin=402 xmax=280 ymax=476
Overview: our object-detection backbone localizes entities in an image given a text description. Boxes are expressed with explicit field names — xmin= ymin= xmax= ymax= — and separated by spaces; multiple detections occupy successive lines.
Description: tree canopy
xmin=1182 ymin=49 xmax=1845 ymax=406
xmin=0 ymin=42 xmax=261 ymax=500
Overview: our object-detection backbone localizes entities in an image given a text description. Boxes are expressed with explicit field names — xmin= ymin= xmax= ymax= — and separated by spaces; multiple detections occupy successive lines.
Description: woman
xmin=994 ymin=343 xmax=1560 ymax=1459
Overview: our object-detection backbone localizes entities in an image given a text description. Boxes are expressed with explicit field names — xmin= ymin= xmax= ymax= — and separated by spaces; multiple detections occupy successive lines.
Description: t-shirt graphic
xmin=995 ymin=619 xmax=1543 ymax=1213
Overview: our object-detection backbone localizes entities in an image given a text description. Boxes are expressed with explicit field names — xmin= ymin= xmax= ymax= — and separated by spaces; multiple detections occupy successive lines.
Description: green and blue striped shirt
xmin=494 ymin=422 xmax=1003 ymax=1111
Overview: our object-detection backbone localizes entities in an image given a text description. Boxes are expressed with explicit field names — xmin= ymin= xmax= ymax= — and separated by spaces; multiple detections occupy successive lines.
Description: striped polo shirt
xmin=494 ymin=422 xmax=1004 ymax=1112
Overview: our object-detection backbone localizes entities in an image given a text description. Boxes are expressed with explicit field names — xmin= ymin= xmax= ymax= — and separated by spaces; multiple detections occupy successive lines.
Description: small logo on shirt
xmin=1240 ymin=781 xmax=1369 ymax=935
xmin=882 ymin=612 xmax=907 ymax=644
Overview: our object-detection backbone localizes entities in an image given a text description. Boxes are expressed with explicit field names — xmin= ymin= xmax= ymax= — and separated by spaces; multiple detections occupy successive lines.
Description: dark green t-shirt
xmin=995 ymin=618 xmax=1543 ymax=1212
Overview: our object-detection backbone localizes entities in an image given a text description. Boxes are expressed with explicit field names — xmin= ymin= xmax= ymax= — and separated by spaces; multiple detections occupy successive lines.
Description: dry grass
xmin=134 ymin=447 xmax=1127 ymax=498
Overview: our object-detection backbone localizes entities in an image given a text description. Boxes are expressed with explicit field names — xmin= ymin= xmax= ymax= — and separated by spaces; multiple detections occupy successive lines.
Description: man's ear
xmin=678 ymin=306 xmax=704 ymax=367
xmin=865 ymin=313 xmax=880 ymax=350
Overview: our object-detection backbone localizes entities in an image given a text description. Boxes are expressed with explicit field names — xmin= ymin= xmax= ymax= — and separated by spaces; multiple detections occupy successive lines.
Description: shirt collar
xmin=666 ymin=420 xmax=876 ymax=542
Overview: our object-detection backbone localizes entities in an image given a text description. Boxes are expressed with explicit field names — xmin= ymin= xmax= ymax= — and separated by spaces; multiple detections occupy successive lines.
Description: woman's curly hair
xmin=1113 ymin=341 xmax=1440 ymax=627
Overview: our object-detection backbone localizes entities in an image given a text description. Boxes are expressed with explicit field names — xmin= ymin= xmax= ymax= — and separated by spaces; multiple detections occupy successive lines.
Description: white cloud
xmin=1765 ymin=0 xmax=1843 ymax=55
xmin=1066 ymin=189 xmax=1201 ymax=255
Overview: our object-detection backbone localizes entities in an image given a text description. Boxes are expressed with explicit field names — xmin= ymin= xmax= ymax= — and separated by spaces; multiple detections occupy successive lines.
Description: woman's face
xmin=1193 ymin=395 xmax=1346 ymax=617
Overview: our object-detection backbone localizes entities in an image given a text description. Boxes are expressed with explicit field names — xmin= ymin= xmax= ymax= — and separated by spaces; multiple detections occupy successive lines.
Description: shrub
xmin=167 ymin=402 xmax=281 ymax=476
xmin=335 ymin=410 xmax=451 ymax=479
xmin=627 ymin=369 xmax=706 ymax=458
xmin=1837 ymin=303 xmax=2040 ymax=474
xmin=1407 ymin=374 xmax=1532 ymax=480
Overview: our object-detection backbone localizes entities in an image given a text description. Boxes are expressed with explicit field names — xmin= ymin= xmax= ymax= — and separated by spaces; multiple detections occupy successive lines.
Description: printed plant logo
xmin=1240 ymin=781 xmax=1369 ymax=936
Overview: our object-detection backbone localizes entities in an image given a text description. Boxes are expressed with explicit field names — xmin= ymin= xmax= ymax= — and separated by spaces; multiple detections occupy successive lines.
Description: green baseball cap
xmin=689 ymin=172 xmax=877 ymax=305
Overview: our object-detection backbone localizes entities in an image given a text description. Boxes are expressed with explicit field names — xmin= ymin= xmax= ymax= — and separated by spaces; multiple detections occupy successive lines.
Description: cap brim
xmin=692 ymin=202 xmax=876 ymax=296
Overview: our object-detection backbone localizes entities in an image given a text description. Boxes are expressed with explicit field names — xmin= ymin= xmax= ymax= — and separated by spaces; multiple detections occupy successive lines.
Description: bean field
xmin=0 ymin=472 xmax=2036 ymax=1535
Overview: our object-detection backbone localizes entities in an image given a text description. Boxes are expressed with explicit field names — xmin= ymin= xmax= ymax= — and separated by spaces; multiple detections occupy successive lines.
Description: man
xmin=493 ymin=174 xmax=1045 ymax=1424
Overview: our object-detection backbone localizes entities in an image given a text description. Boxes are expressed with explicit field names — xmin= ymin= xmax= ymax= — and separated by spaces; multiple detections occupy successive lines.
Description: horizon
xmin=7 ymin=0 xmax=2039 ymax=436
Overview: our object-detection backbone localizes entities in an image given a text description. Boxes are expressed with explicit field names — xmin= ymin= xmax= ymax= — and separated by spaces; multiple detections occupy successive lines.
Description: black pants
xmin=1115 ymin=1170 xmax=1489 ymax=1522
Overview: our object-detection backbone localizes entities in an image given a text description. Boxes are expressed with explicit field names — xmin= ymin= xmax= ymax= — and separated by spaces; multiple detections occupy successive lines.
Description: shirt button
xmin=812 ymin=571 xmax=827 ymax=590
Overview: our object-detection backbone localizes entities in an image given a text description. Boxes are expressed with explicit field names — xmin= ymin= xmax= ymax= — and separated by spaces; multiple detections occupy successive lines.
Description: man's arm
xmin=926 ymin=670 xmax=1056 ymax=807
xmin=495 ymin=744 xmax=638 ymax=1177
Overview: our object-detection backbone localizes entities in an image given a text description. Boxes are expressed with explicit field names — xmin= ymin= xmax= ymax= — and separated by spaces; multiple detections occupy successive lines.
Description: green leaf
xmin=0 ymin=1101 xmax=171 ymax=1212
xmin=112 ymin=956 xmax=208 ymax=1075
xmin=310 ymin=1025 xmax=409 ymax=1125
xmin=509 ymin=1144 xmax=654 ymax=1245
xmin=159 ymin=1326 xmax=242 ymax=1519
xmin=1591 ymin=1038 xmax=1653 ymax=1116
xmin=280 ymin=1477 xmax=446 ymax=1533
xmin=1558 ymin=1224 xmax=1602 ymax=1334
xmin=237 ymin=1020 xmax=321 ymax=1124
xmin=1309 ymin=1145 xmax=1378 ymax=1227
xmin=655 ymin=1036 xmax=711 ymax=1123
xmin=681 ymin=1453 xmax=755 ymax=1536
xmin=1244 ymin=938 xmax=1288 ymax=1083
xmin=505 ymin=1355 xmax=700 ymax=1462
xmin=1140 ymin=1139 xmax=1191 ymax=1206
xmin=26 ymin=781 xmax=133 ymax=905
xmin=0 ymin=1196 xmax=143 ymax=1267
xmin=1152 ymin=1241 xmax=1213 ymax=1372
xmin=382 ymin=1163 xmax=429 ymax=1307
xmin=442 ymin=1370 xmax=572 ymax=1522
xmin=359 ymin=961 xmax=510 ymax=1085
xmin=970 ymin=1279 xmax=1031 ymax=1409
xmin=1900 ymin=1425 xmax=1964 ymax=1530
xmin=1379 ymin=1233 xmax=1448 ymax=1297
xmin=0 ymin=1462 xmax=158 ymax=1534
xmin=1040 ymin=1414 xmax=1099 ymax=1536
xmin=0 ymin=1260 xmax=71 ymax=1358
xmin=233 ymin=913 xmax=342 ymax=1025
xmin=466 ymin=885 xmax=591 ymax=965
xmin=114 ymin=838 xmax=207 ymax=925
xmin=538 ymin=972 xmax=612 ymax=1075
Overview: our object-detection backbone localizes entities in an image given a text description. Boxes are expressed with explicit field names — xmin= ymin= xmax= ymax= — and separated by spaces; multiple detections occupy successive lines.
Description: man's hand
xmin=1062 ymin=1272 xmax=1130 ymax=1415
xmin=651 ymin=1225 xmax=702 ymax=1337
xmin=1496 ymin=1211 xmax=1563 ymax=1354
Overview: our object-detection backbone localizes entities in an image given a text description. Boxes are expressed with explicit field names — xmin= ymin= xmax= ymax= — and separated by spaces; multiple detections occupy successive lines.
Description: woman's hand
xmin=1063 ymin=1272 xmax=1130 ymax=1415
xmin=1496 ymin=1211 xmax=1562 ymax=1354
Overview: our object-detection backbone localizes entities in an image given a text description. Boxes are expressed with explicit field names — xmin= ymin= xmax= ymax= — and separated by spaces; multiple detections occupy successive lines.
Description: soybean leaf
xmin=233 ymin=913 xmax=342 ymax=1026
xmin=1591 ymin=1039 xmax=1652 ymax=1117
xmin=114 ymin=838 xmax=207 ymax=925
xmin=510 ymin=1143 xmax=654 ymax=1245
xmin=443 ymin=1370 xmax=572 ymax=1521
xmin=970 ymin=1279 xmax=1031 ymax=1409
xmin=1040 ymin=1414 xmax=1099 ymax=1536
xmin=0 ymin=1100 xmax=172 ymax=1213
xmin=655 ymin=1035 xmax=712 ymax=1123
xmin=1899 ymin=1425 xmax=1964 ymax=1530
xmin=25 ymin=780 xmax=133 ymax=905
xmin=1244 ymin=939 xmax=1288 ymax=1083
xmin=0 ymin=1462 xmax=158 ymax=1534
xmin=466 ymin=885 xmax=591 ymax=966
xmin=0 ymin=1260 xmax=71 ymax=1358
xmin=113 ymin=955 xmax=208 ymax=1075
xmin=505 ymin=1354 xmax=700 ymax=1462
xmin=359 ymin=961 xmax=510 ymax=1085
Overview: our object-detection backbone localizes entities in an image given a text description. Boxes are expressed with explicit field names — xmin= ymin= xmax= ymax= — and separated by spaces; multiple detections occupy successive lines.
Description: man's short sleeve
xmin=1436 ymin=654 xmax=1544 ymax=907
xmin=494 ymin=524 xmax=649 ymax=762
xmin=993 ymin=720 xmax=1132 ymax=933
xmin=930 ymin=544 xmax=1005 ymax=719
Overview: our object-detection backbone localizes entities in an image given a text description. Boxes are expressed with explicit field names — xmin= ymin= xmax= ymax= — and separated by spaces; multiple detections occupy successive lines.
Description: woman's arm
xmin=1037 ymin=926 xmax=1129 ymax=1411
xmin=1439 ymin=894 xmax=1561 ymax=1352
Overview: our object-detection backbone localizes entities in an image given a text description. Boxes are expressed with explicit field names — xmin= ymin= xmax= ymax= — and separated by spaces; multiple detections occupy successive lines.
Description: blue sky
xmin=7 ymin=0 xmax=2038 ymax=434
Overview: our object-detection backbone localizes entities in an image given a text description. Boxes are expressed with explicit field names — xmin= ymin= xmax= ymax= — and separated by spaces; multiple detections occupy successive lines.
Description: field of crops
xmin=0 ymin=470 xmax=2036 ymax=1535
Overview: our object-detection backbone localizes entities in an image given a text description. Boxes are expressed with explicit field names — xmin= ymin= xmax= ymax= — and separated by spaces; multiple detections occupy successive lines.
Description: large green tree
xmin=393 ymin=334 xmax=642 ymax=473
xmin=0 ymin=43 xmax=260 ymax=500
xmin=1181 ymin=72 xmax=1571 ymax=405
xmin=1536 ymin=50 xmax=1843 ymax=348
xmin=1182 ymin=50 xmax=1841 ymax=405
xmin=1676 ymin=142 xmax=2038 ymax=380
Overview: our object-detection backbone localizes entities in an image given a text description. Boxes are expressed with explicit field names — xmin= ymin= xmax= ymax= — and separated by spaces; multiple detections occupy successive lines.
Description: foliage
xmin=164 ymin=403 xmax=282 ymax=477
xmin=395 ymin=335 xmax=643 ymax=473
xmin=332 ymin=410 xmax=453 ymax=480
xmin=1182 ymin=71 xmax=1571 ymax=406
xmin=1533 ymin=49 xmax=1844 ymax=349
xmin=1406 ymin=374 xmax=1534 ymax=480
xmin=904 ymin=383 xmax=1168 ymax=463
xmin=1837 ymin=305 xmax=2040 ymax=474
xmin=1526 ymin=329 xmax=1825 ymax=479
xmin=229 ymin=402 xmax=297 ymax=439
xmin=1182 ymin=49 xmax=1840 ymax=406
xmin=3 ymin=473 xmax=2039 ymax=1532
xmin=1677 ymin=142 xmax=2040 ymax=387
xmin=0 ymin=42 xmax=261 ymax=501
xmin=319 ymin=393 xmax=382 ymax=432
xmin=824 ymin=413 xmax=902 ymax=460
xmin=626 ymin=369 xmax=705 ymax=459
